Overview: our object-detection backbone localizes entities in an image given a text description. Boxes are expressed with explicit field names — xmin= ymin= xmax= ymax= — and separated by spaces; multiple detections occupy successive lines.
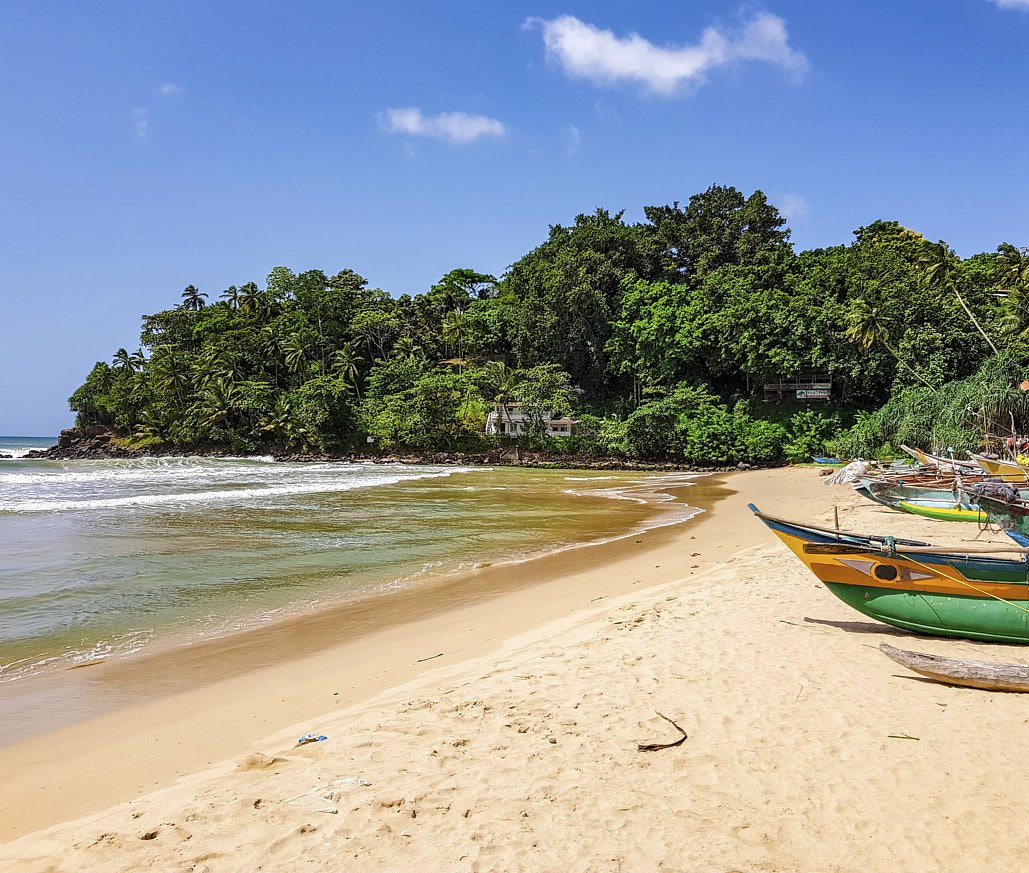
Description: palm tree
xmin=996 ymin=243 xmax=1029 ymax=336
xmin=261 ymin=397 xmax=310 ymax=451
xmin=192 ymin=377 xmax=237 ymax=430
xmin=112 ymin=348 xmax=134 ymax=371
xmin=845 ymin=299 xmax=935 ymax=389
xmin=482 ymin=361 xmax=520 ymax=436
xmin=133 ymin=408 xmax=169 ymax=442
xmin=258 ymin=327 xmax=282 ymax=388
xmin=179 ymin=285 xmax=208 ymax=311
xmin=997 ymin=242 xmax=1029 ymax=291
xmin=151 ymin=346 xmax=190 ymax=404
xmin=920 ymin=240 xmax=999 ymax=353
xmin=442 ymin=311 xmax=468 ymax=365
xmin=220 ymin=285 xmax=242 ymax=310
xmin=194 ymin=348 xmax=243 ymax=387
xmin=393 ymin=335 xmax=423 ymax=359
xmin=329 ymin=342 xmax=363 ymax=399
xmin=281 ymin=335 xmax=309 ymax=378
xmin=239 ymin=282 xmax=265 ymax=319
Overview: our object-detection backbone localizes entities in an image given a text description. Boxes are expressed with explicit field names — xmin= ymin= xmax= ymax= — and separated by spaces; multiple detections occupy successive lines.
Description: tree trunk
xmin=882 ymin=342 xmax=935 ymax=390
xmin=952 ymin=287 xmax=999 ymax=354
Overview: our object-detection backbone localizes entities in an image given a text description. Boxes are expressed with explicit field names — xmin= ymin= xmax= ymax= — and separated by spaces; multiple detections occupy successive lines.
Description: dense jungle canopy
xmin=68 ymin=185 xmax=1029 ymax=465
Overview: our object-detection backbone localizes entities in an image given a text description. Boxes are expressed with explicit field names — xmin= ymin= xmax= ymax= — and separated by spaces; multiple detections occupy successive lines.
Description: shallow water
xmin=0 ymin=450 xmax=702 ymax=684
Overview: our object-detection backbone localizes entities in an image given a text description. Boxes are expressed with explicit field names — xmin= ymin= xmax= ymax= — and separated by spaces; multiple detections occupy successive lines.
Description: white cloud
xmin=380 ymin=108 xmax=506 ymax=144
xmin=527 ymin=13 xmax=807 ymax=95
xmin=133 ymin=108 xmax=149 ymax=140
xmin=776 ymin=192 xmax=810 ymax=222
xmin=991 ymin=0 xmax=1029 ymax=8
xmin=159 ymin=82 xmax=183 ymax=97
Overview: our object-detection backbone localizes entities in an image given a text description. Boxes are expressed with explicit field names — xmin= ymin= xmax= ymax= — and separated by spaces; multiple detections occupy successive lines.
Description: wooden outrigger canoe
xmin=970 ymin=453 xmax=1029 ymax=483
xmin=854 ymin=482 xmax=986 ymax=523
xmin=879 ymin=643 xmax=1029 ymax=692
xmin=895 ymin=500 xmax=986 ymax=524
xmin=857 ymin=478 xmax=974 ymax=504
xmin=973 ymin=490 xmax=1029 ymax=536
xmin=750 ymin=504 xmax=1029 ymax=643
xmin=900 ymin=445 xmax=978 ymax=473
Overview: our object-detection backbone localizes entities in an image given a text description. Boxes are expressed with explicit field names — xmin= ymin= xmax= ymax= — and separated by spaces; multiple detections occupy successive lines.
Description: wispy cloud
xmin=159 ymin=82 xmax=183 ymax=97
xmin=526 ymin=13 xmax=807 ymax=95
xmin=991 ymin=0 xmax=1029 ymax=8
xmin=566 ymin=124 xmax=582 ymax=155
xmin=776 ymin=192 xmax=810 ymax=222
xmin=133 ymin=108 xmax=149 ymax=140
xmin=380 ymin=108 xmax=506 ymax=144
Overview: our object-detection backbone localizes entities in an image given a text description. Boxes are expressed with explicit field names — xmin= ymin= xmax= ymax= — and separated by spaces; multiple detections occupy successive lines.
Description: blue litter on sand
xmin=298 ymin=733 xmax=328 ymax=745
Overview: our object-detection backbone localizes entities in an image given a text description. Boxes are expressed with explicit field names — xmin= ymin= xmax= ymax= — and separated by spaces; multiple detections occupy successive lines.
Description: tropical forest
xmin=67 ymin=185 xmax=1029 ymax=466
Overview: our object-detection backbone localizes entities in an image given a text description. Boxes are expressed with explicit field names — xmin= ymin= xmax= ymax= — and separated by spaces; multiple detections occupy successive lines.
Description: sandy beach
xmin=3 ymin=466 xmax=1029 ymax=872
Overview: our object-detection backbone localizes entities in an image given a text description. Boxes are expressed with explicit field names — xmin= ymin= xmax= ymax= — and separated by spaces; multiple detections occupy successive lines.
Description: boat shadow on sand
xmin=801 ymin=616 xmax=915 ymax=637
xmin=799 ymin=618 xmax=1023 ymax=690
xmin=802 ymin=616 xmax=1029 ymax=649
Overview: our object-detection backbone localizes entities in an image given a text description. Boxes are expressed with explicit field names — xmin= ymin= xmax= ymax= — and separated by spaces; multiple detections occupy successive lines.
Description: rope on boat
xmin=894 ymin=550 xmax=1029 ymax=616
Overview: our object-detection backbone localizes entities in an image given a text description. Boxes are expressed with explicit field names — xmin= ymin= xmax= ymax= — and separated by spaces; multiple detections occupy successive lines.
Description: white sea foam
xmin=0 ymin=454 xmax=318 ymax=484
xmin=561 ymin=472 xmax=704 ymax=506
xmin=0 ymin=463 xmax=472 ymax=513
xmin=0 ymin=446 xmax=52 ymax=459
xmin=562 ymin=487 xmax=649 ymax=504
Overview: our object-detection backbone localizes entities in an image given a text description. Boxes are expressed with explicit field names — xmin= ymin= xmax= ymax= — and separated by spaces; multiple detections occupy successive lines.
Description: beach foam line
xmin=1 ymin=467 xmax=474 ymax=513
xmin=0 ymin=447 xmax=53 ymax=459
xmin=0 ymin=455 xmax=368 ymax=486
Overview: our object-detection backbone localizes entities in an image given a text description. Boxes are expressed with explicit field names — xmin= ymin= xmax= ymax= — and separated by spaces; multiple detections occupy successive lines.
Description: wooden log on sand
xmin=879 ymin=643 xmax=1029 ymax=693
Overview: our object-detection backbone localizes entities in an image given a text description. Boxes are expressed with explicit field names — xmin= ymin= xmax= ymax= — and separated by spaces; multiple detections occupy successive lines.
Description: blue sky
xmin=2 ymin=1 xmax=1029 ymax=434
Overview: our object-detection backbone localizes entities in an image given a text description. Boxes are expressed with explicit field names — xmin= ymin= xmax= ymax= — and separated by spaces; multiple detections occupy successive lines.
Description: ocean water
xmin=0 ymin=436 xmax=56 ymax=459
xmin=0 ymin=447 xmax=703 ymax=684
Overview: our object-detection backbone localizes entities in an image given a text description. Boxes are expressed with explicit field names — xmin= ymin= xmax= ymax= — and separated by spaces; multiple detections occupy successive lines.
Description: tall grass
xmin=830 ymin=352 xmax=1029 ymax=459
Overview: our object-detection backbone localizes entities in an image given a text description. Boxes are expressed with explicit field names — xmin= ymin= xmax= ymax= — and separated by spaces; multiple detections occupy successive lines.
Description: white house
xmin=485 ymin=403 xmax=579 ymax=437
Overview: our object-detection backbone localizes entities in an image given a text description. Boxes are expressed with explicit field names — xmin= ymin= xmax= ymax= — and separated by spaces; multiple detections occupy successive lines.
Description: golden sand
xmin=3 ymin=468 xmax=1029 ymax=872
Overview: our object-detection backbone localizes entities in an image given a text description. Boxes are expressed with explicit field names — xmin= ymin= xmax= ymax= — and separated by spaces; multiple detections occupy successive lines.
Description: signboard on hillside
xmin=797 ymin=388 xmax=830 ymax=400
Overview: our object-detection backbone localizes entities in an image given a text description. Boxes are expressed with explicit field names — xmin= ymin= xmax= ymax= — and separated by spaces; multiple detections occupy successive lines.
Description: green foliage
xmin=286 ymin=376 xmax=355 ymax=451
xmin=69 ymin=362 xmax=116 ymax=427
xmin=782 ymin=409 xmax=842 ymax=463
xmin=831 ymin=352 xmax=1029 ymax=459
xmin=644 ymin=185 xmax=791 ymax=277
xmin=65 ymin=187 xmax=1029 ymax=466
xmin=737 ymin=414 xmax=789 ymax=466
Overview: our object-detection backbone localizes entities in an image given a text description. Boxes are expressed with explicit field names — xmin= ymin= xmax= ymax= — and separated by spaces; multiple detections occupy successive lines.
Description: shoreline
xmin=0 ymin=471 xmax=730 ymax=841
xmin=7 ymin=467 xmax=1029 ymax=871
xmin=0 ymin=470 xmax=709 ymax=744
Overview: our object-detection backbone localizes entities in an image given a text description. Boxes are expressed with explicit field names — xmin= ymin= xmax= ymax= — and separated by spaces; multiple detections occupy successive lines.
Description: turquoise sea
xmin=0 ymin=438 xmax=703 ymax=686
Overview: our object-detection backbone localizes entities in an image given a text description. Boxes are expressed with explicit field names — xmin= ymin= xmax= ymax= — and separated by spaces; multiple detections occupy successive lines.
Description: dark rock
xmin=30 ymin=427 xmax=786 ymax=473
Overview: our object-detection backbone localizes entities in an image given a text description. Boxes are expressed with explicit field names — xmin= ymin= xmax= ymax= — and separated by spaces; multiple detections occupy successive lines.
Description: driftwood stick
xmin=637 ymin=712 xmax=688 ymax=752
xmin=416 ymin=652 xmax=444 ymax=663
